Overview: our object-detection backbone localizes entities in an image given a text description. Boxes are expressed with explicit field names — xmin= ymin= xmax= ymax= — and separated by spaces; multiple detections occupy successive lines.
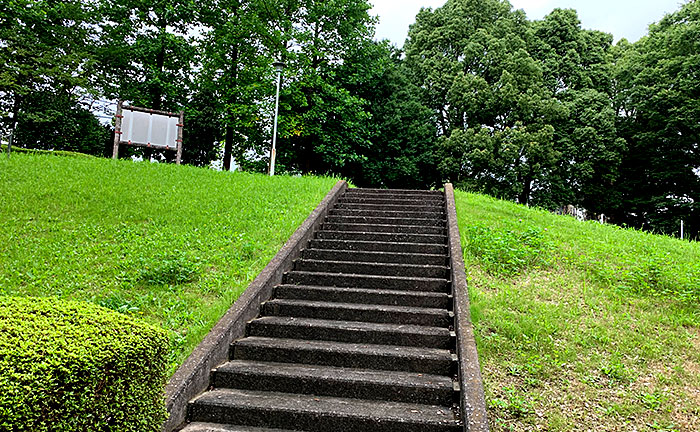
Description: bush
xmin=0 ymin=296 xmax=169 ymax=431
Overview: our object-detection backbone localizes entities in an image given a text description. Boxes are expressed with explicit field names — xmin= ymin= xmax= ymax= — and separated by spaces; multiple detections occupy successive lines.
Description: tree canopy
xmin=1 ymin=0 xmax=697 ymax=238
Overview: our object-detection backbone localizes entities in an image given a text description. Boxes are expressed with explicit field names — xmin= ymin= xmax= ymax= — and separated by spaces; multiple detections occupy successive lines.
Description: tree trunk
xmin=8 ymin=92 xmax=21 ymax=151
xmin=223 ymin=125 xmax=234 ymax=171
xmin=222 ymin=3 xmax=240 ymax=171
xmin=518 ymin=172 xmax=533 ymax=205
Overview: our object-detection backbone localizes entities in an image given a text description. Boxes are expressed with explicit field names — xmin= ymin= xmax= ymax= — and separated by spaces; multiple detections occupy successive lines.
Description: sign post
xmin=113 ymin=101 xmax=184 ymax=164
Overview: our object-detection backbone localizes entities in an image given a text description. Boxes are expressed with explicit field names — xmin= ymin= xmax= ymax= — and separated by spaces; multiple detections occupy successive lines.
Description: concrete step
xmin=335 ymin=202 xmax=444 ymax=212
xmin=261 ymin=299 xmax=452 ymax=327
xmin=346 ymin=188 xmax=443 ymax=196
xmin=341 ymin=195 xmax=445 ymax=204
xmin=180 ymin=423 xmax=300 ymax=432
xmin=294 ymin=259 xmax=449 ymax=279
xmin=247 ymin=316 xmax=452 ymax=348
xmin=322 ymin=222 xmax=445 ymax=235
xmin=308 ymin=239 xmax=448 ymax=255
xmin=230 ymin=337 xmax=455 ymax=375
xmin=329 ymin=208 xmax=445 ymax=219
xmin=326 ymin=215 xmax=445 ymax=227
xmin=273 ymin=285 xmax=451 ymax=309
xmin=189 ymin=389 xmax=461 ymax=432
xmin=284 ymin=271 xmax=449 ymax=292
xmin=339 ymin=197 xmax=445 ymax=207
xmin=301 ymin=248 xmax=447 ymax=266
xmin=315 ymin=230 xmax=446 ymax=244
xmin=211 ymin=360 xmax=455 ymax=406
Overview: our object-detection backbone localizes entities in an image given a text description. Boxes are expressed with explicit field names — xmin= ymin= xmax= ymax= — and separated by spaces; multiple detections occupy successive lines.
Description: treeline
xmin=1 ymin=0 xmax=698 ymax=238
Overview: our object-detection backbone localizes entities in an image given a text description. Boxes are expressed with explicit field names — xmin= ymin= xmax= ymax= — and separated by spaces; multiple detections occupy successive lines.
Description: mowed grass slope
xmin=455 ymin=191 xmax=700 ymax=432
xmin=0 ymin=154 xmax=337 ymax=372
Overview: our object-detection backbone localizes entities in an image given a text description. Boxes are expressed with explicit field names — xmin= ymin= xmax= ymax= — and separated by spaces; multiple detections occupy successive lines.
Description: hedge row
xmin=0 ymin=145 xmax=95 ymax=158
xmin=0 ymin=296 xmax=169 ymax=431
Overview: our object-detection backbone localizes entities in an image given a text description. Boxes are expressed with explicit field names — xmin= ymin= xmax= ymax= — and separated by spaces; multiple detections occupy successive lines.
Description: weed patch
xmin=135 ymin=252 xmax=201 ymax=286
xmin=463 ymin=224 xmax=552 ymax=276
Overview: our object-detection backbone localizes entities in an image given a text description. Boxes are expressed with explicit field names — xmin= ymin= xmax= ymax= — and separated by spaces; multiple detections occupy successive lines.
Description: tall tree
xmin=406 ymin=0 xmax=562 ymax=203
xmin=611 ymin=1 xmax=700 ymax=237
xmin=336 ymin=41 xmax=440 ymax=189
xmin=0 ymin=0 xmax=98 ymax=146
xmin=264 ymin=0 xmax=377 ymax=176
xmin=196 ymin=0 xmax=275 ymax=170
xmin=529 ymin=9 xmax=625 ymax=212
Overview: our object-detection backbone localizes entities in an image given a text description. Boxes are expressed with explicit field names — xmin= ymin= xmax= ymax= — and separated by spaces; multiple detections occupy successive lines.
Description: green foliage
xmin=407 ymin=1 xmax=626 ymax=208
xmin=463 ymin=224 xmax=552 ymax=276
xmin=0 ymin=296 xmax=169 ymax=431
xmin=0 ymin=0 xmax=99 ymax=143
xmin=0 ymin=153 xmax=338 ymax=371
xmin=611 ymin=0 xmax=700 ymax=238
xmin=13 ymin=91 xmax=111 ymax=156
xmin=135 ymin=252 xmax=201 ymax=286
xmin=269 ymin=0 xmax=378 ymax=178
xmin=600 ymin=353 xmax=632 ymax=383
xmin=1 ymin=145 xmax=95 ymax=158
xmin=488 ymin=386 xmax=534 ymax=418
xmin=337 ymin=41 xmax=440 ymax=189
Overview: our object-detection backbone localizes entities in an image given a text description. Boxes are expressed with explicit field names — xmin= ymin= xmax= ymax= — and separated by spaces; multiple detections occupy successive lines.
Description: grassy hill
xmin=0 ymin=153 xmax=337 ymax=372
xmin=1 ymin=153 xmax=698 ymax=430
xmin=455 ymin=191 xmax=700 ymax=432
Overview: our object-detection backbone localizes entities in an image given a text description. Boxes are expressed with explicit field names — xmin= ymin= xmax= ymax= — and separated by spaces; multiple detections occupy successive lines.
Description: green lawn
xmin=455 ymin=191 xmax=700 ymax=432
xmin=0 ymin=153 xmax=337 ymax=372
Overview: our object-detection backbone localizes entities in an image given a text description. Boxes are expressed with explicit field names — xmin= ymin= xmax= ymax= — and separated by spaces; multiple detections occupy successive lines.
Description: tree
xmin=611 ymin=1 xmax=700 ymax=237
xmin=528 ymin=9 xmax=625 ymax=212
xmin=0 ymin=0 xmax=98 ymax=146
xmin=406 ymin=0 xmax=562 ymax=203
xmin=14 ymin=91 xmax=110 ymax=156
xmin=196 ymin=0 xmax=275 ymax=171
xmin=336 ymin=41 xmax=440 ymax=189
xmin=265 ymin=0 xmax=377 ymax=176
xmin=95 ymin=0 xmax=198 ymax=110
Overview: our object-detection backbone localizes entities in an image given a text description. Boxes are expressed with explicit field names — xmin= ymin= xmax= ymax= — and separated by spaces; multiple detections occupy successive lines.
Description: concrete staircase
xmin=182 ymin=188 xmax=462 ymax=431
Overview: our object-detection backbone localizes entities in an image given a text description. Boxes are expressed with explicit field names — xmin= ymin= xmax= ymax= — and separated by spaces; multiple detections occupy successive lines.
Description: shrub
xmin=0 ymin=296 xmax=169 ymax=431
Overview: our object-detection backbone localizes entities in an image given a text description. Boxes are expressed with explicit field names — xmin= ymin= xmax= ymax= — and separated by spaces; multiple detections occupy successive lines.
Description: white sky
xmin=370 ymin=0 xmax=686 ymax=47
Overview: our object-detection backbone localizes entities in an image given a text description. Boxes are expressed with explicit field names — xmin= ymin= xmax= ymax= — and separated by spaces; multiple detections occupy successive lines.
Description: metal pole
xmin=113 ymin=100 xmax=123 ymax=159
xmin=269 ymin=68 xmax=282 ymax=176
xmin=176 ymin=111 xmax=184 ymax=165
xmin=681 ymin=220 xmax=684 ymax=240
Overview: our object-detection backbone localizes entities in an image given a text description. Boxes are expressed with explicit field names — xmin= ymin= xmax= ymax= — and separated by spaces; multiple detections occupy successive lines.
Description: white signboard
xmin=122 ymin=108 xmax=180 ymax=149
xmin=112 ymin=101 xmax=184 ymax=164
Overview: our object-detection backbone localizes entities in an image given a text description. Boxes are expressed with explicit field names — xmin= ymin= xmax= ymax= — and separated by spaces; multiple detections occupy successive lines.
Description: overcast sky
xmin=370 ymin=0 xmax=685 ymax=47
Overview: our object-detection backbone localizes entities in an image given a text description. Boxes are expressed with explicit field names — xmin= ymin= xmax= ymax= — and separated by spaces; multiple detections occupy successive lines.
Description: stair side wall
xmin=444 ymin=183 xmax=489 ymax=432
xmin=162 ymin=180 xmax=349 ymax=432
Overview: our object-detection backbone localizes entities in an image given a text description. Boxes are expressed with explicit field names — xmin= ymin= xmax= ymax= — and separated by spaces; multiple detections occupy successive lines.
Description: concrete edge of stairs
xmin=162 ymin=180 xmax=349 ymax=432
xmin=444 ymin=183 xmax=489 ymax=432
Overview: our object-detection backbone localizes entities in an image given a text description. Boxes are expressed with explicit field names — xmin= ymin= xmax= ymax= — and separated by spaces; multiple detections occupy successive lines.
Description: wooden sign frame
xmin=112 ymin=101 xmax=184 ymax=164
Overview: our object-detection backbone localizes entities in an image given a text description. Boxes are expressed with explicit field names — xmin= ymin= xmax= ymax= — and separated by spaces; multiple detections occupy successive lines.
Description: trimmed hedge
xmin=0 ymin=145 xmax=95 ymax=158
xmin=0 ymin=296 xmax=169 ymax=431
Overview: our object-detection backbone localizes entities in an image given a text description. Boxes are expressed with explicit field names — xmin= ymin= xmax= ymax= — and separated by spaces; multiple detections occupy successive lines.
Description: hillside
xmin=0 ymin=153 xmax=337 ymax=371
xmin=455 ymin=191 xmax=700 ymax=431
